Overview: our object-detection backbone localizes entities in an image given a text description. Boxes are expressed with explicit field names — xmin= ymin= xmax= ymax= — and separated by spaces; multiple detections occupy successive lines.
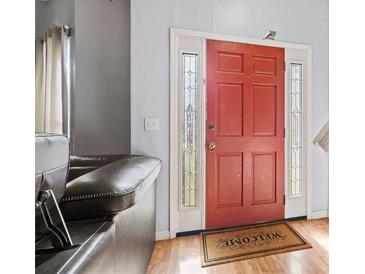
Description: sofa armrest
xmin=60 ymin=155 xmax=161 ymax=221
xmin=68 ymin=154 xmax=131 ymax=181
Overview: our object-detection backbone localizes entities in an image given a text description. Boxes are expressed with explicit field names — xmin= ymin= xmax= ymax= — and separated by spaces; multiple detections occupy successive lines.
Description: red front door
xmin=206 ymin=40 xmax=285 ymax=229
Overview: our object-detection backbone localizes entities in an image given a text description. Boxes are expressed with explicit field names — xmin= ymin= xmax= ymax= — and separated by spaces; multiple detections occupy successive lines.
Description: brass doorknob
xmin=208 ymin=142 xmax=216 ymax=152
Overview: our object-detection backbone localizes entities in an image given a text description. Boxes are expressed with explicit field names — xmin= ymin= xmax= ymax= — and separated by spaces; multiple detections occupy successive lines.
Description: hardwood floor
xmin=147 ymin=218 xmax=328 ymax=274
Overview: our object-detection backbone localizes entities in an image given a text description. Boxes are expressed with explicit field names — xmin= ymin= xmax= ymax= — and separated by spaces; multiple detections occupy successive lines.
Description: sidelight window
xmin=289 ymin=63 xmax=304 ymax=197
xmin=180 ymin=53 xmax=200 ymax=208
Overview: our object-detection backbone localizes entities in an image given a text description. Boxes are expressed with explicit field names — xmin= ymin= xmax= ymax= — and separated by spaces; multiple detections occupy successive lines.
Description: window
xmin=180 ymin=53 xmax=200 ymax=208
xmin=289 ymin=63 xmax=304 ymax=197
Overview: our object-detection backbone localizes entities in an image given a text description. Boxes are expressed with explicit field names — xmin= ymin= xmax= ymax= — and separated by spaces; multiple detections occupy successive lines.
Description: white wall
xmin=131 ymin=0 xmax=329 ymax=233
xmin=73 ymin=0 xmax=130 ymax=155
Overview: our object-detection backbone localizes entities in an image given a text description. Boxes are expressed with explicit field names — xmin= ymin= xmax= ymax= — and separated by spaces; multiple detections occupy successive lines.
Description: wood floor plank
xmin=147 ymin=219 xmax=328 ymax=274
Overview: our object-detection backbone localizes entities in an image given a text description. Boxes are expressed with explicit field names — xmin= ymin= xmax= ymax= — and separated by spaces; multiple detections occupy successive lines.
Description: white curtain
xmin=35 ymin=39 xmax=46 ymax=131
xmin=35 ymin=26 xmax=64 ymax=133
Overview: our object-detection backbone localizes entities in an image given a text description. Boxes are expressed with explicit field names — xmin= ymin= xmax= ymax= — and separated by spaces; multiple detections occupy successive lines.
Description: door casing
xmin=169 ymin=27 xmax=312 ymax=239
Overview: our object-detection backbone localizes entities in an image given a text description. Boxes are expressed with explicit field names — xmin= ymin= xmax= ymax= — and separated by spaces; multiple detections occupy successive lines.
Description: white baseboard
xmin=311 ymin=209 xmax=328 ymax=219
xmin=156 ymin=231 xmax=170 ymax=241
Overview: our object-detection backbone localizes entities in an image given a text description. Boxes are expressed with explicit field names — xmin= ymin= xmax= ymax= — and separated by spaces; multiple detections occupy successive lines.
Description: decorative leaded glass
xmin=181 ymin=53 xmax=199 ymax=207
xmin=289 ymin=63 xmax=303 ymax=196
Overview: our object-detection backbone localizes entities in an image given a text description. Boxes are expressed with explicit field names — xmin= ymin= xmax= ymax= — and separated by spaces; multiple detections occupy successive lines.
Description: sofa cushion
xmin=60 ymin=156 xmax=161 ymax=221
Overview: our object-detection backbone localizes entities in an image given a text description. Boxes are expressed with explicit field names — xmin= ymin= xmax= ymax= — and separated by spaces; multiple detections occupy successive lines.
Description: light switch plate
xmin=144 ymin=117 xmax=160 ymax=131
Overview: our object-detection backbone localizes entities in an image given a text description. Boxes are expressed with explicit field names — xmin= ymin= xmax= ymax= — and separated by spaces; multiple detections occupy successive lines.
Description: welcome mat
xmin=200 ymin=222 xmax=311 ymax=267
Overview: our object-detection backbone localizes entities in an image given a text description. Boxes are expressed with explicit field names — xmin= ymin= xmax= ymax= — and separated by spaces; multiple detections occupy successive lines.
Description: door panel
xmin=217 ymin=52 xmax=244 ymax=72
xmin=217 ymin=83 xmax=243 ymax=136
xmin=206 ymin=40 xmax=284 ymax=229
xmin=252 ymin=152 xmax=276 ymax=204
xmin=253 ymin=85 xmax=277 ymax=136
xmin=217 ymin=153 xmax=243 ymax=207
xmin=253 ymin=55 xmax=277 ymax=75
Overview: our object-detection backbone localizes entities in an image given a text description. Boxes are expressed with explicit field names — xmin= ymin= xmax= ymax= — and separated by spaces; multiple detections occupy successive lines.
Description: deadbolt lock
xmin=208 ymin=123 xmax=215 ymax=130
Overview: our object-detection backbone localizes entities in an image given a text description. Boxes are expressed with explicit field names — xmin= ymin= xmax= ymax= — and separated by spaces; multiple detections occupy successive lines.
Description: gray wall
xmin=35 ymin=0 xmax=75 ymax=39
xmin=131 ymin=0 xmax=329 ymax=233
xmin=36 ymin=0 xmax=131 ymax=156
xmin=74 ymin=0 xmax=130 ymax=155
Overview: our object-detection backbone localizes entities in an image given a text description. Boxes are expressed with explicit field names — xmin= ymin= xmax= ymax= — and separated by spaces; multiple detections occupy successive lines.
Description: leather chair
xmin=35 ymin=133 xmax=161 ymax=274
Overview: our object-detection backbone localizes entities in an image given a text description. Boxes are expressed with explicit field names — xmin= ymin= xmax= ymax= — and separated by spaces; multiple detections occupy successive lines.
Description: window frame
xmin=178 ymin=49 xmax=202 ymax=210
xmin=288 ymin=62 xmax=305 ymax=198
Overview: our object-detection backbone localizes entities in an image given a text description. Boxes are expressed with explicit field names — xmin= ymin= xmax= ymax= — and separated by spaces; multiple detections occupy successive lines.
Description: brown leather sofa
xmin=35 ymin=133 xmax=161 ymax=274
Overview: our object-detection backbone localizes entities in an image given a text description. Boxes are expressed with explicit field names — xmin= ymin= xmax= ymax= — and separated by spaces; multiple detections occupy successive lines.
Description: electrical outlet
xmin=144 ymin=117 xmax=160 ymax=131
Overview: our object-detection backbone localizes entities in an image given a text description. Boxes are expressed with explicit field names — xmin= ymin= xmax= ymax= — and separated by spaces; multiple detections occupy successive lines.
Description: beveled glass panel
xmin=289 ymin=63 xmax=303 ymax=197
xmin=181 ymin=53 xmax=199 ymax=207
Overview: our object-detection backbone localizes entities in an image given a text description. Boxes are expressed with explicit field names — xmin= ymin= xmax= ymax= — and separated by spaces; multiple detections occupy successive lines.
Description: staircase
xmin=313 ymin=121 xmax=329 ymax=152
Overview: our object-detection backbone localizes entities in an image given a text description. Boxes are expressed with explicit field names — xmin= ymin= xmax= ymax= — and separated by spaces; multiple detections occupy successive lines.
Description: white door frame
xmin=169 ymin=27 xmax=312 ymax=239
xmin=285 ymin=49 xmax=310 ymax=219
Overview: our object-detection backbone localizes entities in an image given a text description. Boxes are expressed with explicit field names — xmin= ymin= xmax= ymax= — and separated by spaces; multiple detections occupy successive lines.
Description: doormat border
xmin=200 ymin=221 xmax=312 ymax=267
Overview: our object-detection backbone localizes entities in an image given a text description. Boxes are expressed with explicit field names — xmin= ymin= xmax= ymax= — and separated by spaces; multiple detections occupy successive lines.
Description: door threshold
xmin=176 ymin=216 xmax=307 ymax=237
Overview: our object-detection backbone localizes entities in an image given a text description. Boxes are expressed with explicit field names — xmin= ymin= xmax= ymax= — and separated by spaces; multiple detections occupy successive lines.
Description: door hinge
xmin=283 ymin=128 xmax=286 ymax=138
xmin=283 ymin=194 xmax=286 ymax=205
xmin=284 ymin=62 xmax=286 ymax=71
